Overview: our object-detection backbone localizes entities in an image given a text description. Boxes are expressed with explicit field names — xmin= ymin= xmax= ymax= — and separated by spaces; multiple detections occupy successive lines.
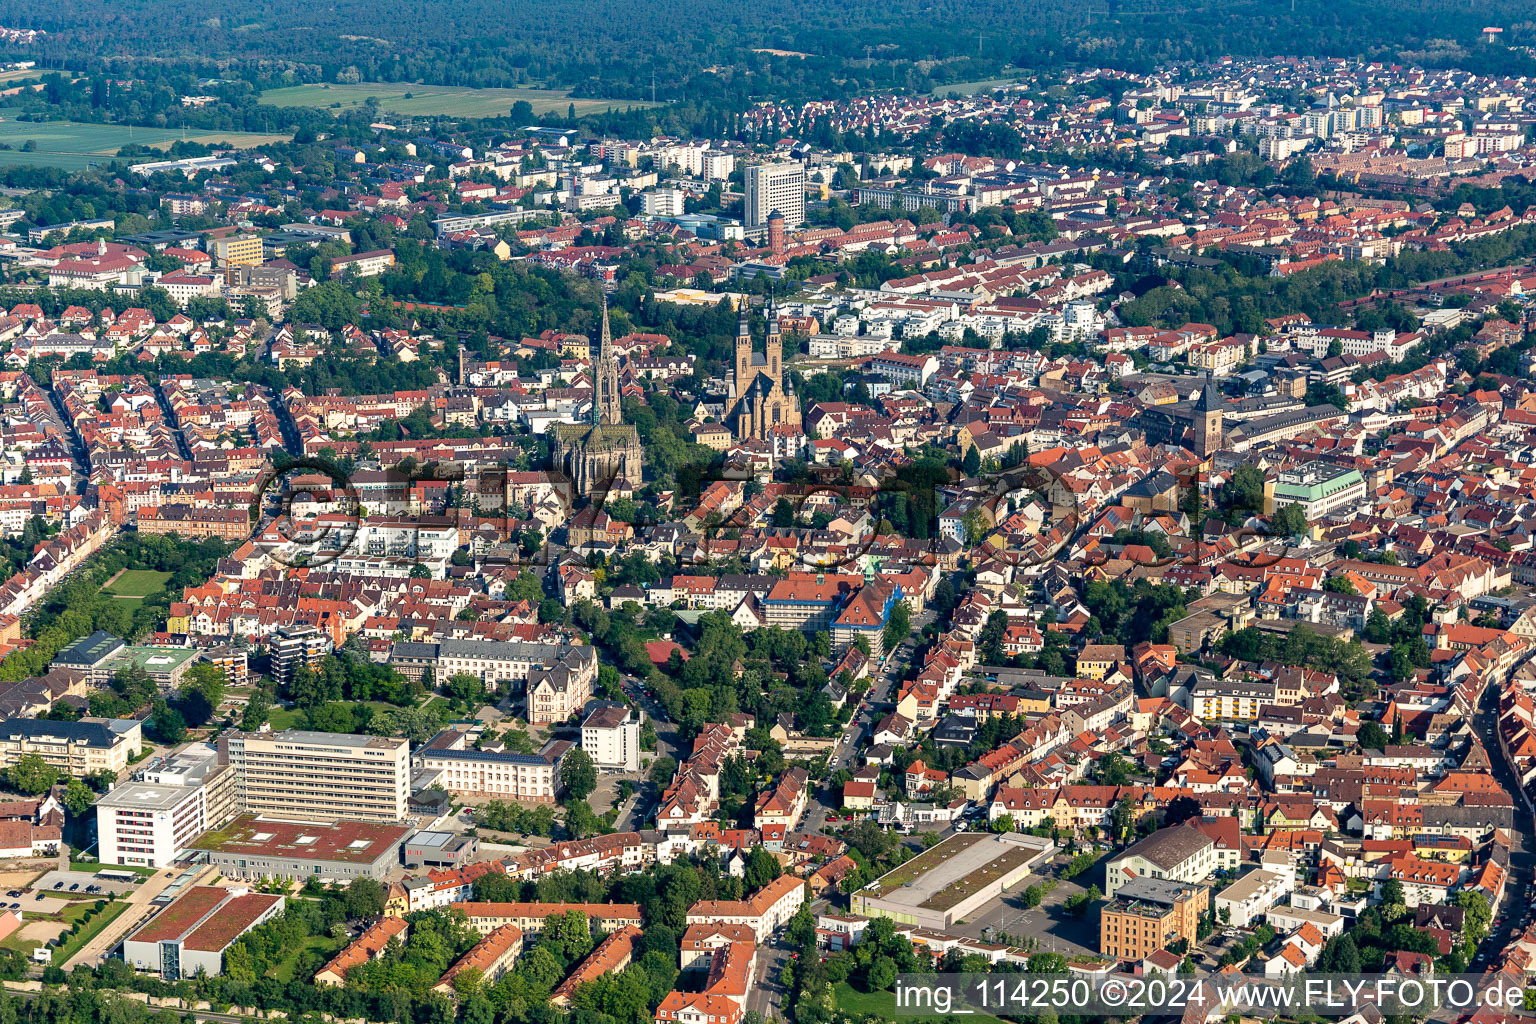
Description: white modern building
xmin=744 ymin=162 xmax=805 ymax=229
xmin=97 ymin=743 xmax=240 ymax=868
xmin=581 ymin=705 xmax=642 ymax=771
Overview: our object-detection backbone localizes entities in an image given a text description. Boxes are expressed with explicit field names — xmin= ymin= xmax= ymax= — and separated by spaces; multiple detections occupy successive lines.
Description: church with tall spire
xmin=724 ymin=298 xmax=801 ymax=440
xmin=551 ymin=298 xmax=643 ymax=498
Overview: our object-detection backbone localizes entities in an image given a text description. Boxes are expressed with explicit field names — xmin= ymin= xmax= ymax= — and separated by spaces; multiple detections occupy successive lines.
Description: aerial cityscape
xmin=0 ymin=3 xmax=1534 ymax=1024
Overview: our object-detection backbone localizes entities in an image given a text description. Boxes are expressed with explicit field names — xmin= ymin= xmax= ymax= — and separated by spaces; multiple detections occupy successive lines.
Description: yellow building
xmin=212 ymin=235 xmax=264 ymax=267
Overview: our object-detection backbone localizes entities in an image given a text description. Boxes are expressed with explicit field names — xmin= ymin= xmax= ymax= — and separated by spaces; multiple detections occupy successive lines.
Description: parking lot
xmin=950 ymin=869 xmax=1103 ymax=956
xmin=30 ymin=870 xmax=137 ymax=897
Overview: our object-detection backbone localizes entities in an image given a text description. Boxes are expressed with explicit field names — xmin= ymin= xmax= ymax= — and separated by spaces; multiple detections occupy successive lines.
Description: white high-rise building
xmin=744 ymin=162 xmax=806 ymax=230
xmin=581 ymin=705 xmax=641 ymax=771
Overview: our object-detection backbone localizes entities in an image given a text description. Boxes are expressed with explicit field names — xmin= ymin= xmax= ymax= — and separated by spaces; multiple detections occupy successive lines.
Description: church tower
xmin=766 ymin=296 xmax=782 ymax=382
xmin=734 ymin=300 xmax=752 ymax=390
xmin=1193 ymin=371 xmax=1223 ymax=458
xmin=592 ymin=297 xmax=623 ymax=427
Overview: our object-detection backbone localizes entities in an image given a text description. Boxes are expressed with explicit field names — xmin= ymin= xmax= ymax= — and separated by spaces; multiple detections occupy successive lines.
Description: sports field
xmin=0 ymin=119 xmax=290 ymax=169
xmin=103 ymin=569 xmax=172 ymax=599
xmin=259 ymin=82 xmax=655 ymax=119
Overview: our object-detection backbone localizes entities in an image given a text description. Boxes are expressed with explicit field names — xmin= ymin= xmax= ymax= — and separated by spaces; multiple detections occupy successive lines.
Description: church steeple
xmin=1193 ymin=370 xmax=1222 ymax=458
xmin=592 ymin=296 xmax=623 ymax=426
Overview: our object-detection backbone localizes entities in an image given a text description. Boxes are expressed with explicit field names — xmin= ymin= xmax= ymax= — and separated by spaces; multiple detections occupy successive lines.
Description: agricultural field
xmin=103 ymin=569 xmax=173 ymax=600
xmin=258 ymin=82 xmax=655 ymax=119
xmin=0 ymin=120 xmax=289 ymax=169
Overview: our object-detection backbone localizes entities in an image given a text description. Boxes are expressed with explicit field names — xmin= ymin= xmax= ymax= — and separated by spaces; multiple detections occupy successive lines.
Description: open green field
xmin=832 ymin=983 xmax=1018 ymax=1024
xmin=259 ymin=82 xmax=656 ymax=119
xmin=0 ymin=120 xmax=289 ymax=169
xmin=51 ymin=901 xmax=126 ymax=965
xmin=104 ymin=569 xmax=172 ymax=599
xmin=931 ymin=76 xmax=1023 ymax=97
xmin=271 ymin=933 xmax=342 ymax=982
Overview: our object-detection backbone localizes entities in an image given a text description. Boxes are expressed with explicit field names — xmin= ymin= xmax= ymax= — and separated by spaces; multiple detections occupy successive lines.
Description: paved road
xmin=1470 ymin=688 xmax=1536 ymax=962
xmin=747 ymin=940 xmax=793 ymax=1021
xmin=799 ymin=618 xmax=931 ymax=837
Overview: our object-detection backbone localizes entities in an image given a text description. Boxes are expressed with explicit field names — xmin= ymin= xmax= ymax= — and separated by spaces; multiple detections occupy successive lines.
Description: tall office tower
xmin=744 ymin=162 xmax=806 ymax=231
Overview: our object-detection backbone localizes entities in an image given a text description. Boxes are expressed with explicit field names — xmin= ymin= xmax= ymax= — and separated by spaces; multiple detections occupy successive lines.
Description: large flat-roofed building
xmin=388 ymin=639 xmax=597 ymax=702
xmin=0 ymin=717 xmax=142 ymax=776
xmin=98 ymin=743 xmax=239 ymax=868
xmin=191 ymin=814 xmax=411 ymax=881
xmin=449 ymin=902 xmax=644 ymax=936
xmin=418 ymin=728 xmax=571 ymax=803
xmin=221 ymin=729 xmax=410 ymax=822
xmin=1099 ymin=875 xmax=1209 ymax=961
xmin=49 ymin=630 xmax=125 ymax=681
xmin=123 ymin=885 xmax=285 ymax=979
xmin=1104 ymin=823 xmax=1216 ymax=898
xmin=850 ymin=831 xmax=1055 ymax=930
xmin=1270 ymin=462 xmax=1367 ymax=522
xmin=210 ymin=235 xmax=264 ymax=268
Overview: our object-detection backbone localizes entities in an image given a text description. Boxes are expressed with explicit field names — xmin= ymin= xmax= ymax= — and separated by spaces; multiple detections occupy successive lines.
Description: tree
xmin=1379 ymin=878 xmax=1406 ymax=920
xmin=990 ymin=814 xmax=1016 ymax=834
xmin=865 ymin=955 xmax=896 ymax=992
xmin=1358 ymin=720 xmax=1390 ymax=751
xmin=560 ymin=747 xmax=598 ymax=801
xmin=6 ymin=754 xmax=58 ymax=796
xmin=241 ymin=690 xmax=271 ymax=732
xmin=1164 ymin=795 xmax=1202 ymax=826
xmin=179 ymin=661 xmax=228 ymax=726
xmin=962 ymin=446 xmax=981 ymax=476
xmin=1456 ymin=889 xmax=1491 ymax=943
xmin=1270 ymin=502 xmax=1310 ymax=538
xmin=1097 ymin=752 xmax=1132 ymax=786
xmin=150 ymin=702 xmax=187 ymax=744
xmin=343 ymin=877 xmax=387 ymax=918
xmin=62 ymin=777 xmax=94 ymax=815
xmin=409 ymin=563 xmax=432 ymax=579
xmin=564 ymin=799 xmax=599 ymax=839
xmin=648 ymin=756 xmax=677 ymax=786
xmin=883 ymin=602 xmax=912 ymax=652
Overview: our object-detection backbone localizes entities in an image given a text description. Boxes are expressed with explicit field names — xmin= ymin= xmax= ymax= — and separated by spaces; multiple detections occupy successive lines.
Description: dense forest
xmin=3 ymin=0 xmax=1536 ymax=110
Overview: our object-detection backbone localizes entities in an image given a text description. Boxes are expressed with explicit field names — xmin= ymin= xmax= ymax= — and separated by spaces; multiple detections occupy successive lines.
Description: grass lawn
xmin=0 ymin=120 xmax=289 ymax=170
xmin=51 ymin=901 xmax=126 ymax=965
xmin=103 ymin=569 xmax=172 ymax=599
xmin=832 ymin=982 xmax=1018 ymax=1024
xmin=265 ymin=706 xmax=305 ymax=731
xmin=270 ymin=933 xmax=341 ymax=982
xmin=258 ymin=82 xmax=655 ymax=119
xmin=930 ymin=75 xmax=1023 ymax=97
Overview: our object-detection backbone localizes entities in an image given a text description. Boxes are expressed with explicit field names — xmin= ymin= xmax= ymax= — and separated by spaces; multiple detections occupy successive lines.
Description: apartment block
xmin=581 ymin=704 xmax=641 ymax=771
xmin=1099 ymin=875 xmax=1209 ymax=961
xmin=744 ymin=162 xmax=805 ymax=229
xmin=270 ymin=625 xmax=332 ymax=688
